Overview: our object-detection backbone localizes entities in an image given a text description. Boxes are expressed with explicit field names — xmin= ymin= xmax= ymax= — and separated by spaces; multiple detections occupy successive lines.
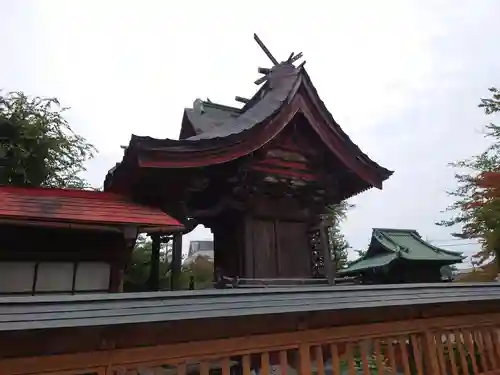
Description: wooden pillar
xmin=109 ymin=242 xmax=125 ymax=292
xmin=109 ymin=261 xmax=124 ymax=292
xmin=320 ymin=215 xmax=334 ymax=285
xmin=171 ymin=232 xmax=183 ymax=290
xmin=147 ymin=234 xmax=161 ymax=291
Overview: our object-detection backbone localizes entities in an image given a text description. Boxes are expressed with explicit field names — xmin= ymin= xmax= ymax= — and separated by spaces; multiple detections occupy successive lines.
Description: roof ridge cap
xmin=201 ymin=101 xmax=243 ymax=113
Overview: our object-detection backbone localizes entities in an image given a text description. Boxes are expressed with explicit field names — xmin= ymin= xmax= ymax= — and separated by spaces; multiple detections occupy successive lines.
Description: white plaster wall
xmin=75 ymin=262 xmax=110 ymax=291
xmin=35 ymin=262 xmax=74 ymax=292
xmin=0 ymin=262 xmax=35 ymax=293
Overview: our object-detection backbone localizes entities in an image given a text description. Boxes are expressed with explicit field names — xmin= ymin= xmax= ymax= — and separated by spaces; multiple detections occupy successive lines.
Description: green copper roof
xmin=340 ymin=253 xmax=398 ymax=273
xmin=339 ymin=228 xmax=464 ymax=275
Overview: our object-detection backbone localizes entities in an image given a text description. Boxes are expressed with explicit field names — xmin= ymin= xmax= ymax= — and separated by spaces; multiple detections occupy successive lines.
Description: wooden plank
xmin=435 ymin=332 xmax=447 ymax=375
xmin=445 ymin=332 xmax=459 ymax=375
xmin=398 ymin=336 xmax=411 ymax=375
xmin=386 ymin=339 xmax=397 ymax=374
xmin=423 ymin=331 xmax=441 ymax=375
xmin=279 ymin=350 xmax=288 ymax=375
xmin=345 ymin=342 xmax=356 ymax=375
xmin=171 ymin=233 xmax=183 ymax=291
xmin=261 ymin=352 xmax=270 ymax=375
xmin=494 ymin=330 xmax=500 ymax=369
xmin=314 ymin=345 xmax=325 ymax=375
xmin=251 ymin=219 xmax=277 ymax=278
xmin=329 ymin=344 xmax=341 ymax=375
xmin=276 ymin=221 xmax=310 ymax=278
xmin=373 ymin=339 xmax=384 ymax=375
xmin=483 ymin=329 xmax=498 ymax=371
xmin=242 ymin=355 xmax=251 ymax=375
xmin=147 ymin=234 xmax=161 ymax=291
xmin=36 ymin=369 xmax=106 ymax=375
xmin=463 ymin=329 xmax=479 ymax=374
xmin=410 ymin=334 xmax=424 ymax=375
xmin=319 ymin=220 xmax=333 ymax=285
xmin=221 ymin=357 xmax=230 ymax=375
xmin=299 ymin=344 xmax=312 ymax=375
xmin=360 ymin=340 xmax=370 ymax=375
xmin=243 ymin=216 xmax=255 ymax=278
xmin=454 ymin=330 xmax=470 ymax=375
xmin=199 ymin=361 xmax=209 ymax=375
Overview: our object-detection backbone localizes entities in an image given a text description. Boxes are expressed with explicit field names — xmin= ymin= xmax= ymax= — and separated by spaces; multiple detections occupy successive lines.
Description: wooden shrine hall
xmin=105 ymin=35 xmax=393 ymax=283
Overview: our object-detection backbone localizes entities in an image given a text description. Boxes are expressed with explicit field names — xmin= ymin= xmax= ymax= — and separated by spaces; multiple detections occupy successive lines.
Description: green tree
xmin=182 ymin=255 xmax=214 ymax=289
xmin=0 ymin=91 xmax=96 ymax=188
xmin=437 ymin=87 xmax=500 ymax=270
xmin=327 ymin=201 xmax=354 ymax=270
xmin=124 ymin=235 xmax=172 ymax=292
xmin=124 ymin=236 xmax=214 ymax=291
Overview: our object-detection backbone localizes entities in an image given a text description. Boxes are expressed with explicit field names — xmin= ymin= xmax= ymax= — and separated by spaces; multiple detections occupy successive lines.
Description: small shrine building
xmin=0 ymin=186 xmax=183 ymax=295
xmin=339 ymin=228 xmax=465 ymax=283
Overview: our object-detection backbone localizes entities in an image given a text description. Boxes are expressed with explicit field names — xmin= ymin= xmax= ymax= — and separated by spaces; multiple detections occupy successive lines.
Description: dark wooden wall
xmin=209 ymin=196 xmax=314 ymax=280
xmin=244 ymin=218 xmax=310 ymax=278
xmin=362 ymin=260 xmax=448 ymax=284
xmin=0 ymin=224 xmax=125 ymax=262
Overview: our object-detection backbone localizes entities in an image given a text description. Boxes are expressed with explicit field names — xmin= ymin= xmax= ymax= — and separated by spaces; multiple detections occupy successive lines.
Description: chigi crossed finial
xmin=252 ymin=33 xmax=304 ymax=86
xmin=234 ymin=34 xmax=305 ymax=104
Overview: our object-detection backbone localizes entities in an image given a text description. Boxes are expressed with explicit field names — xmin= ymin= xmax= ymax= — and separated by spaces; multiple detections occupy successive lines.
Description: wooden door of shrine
xmin=245 ymin=218 xmax=310 ymax=278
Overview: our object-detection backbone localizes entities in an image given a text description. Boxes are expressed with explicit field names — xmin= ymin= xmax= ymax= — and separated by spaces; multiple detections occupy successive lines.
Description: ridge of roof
xmin=373 ymin=228 xmax=421 ymax=235
xmin=201 ymin=100 xmax=243 ymax=113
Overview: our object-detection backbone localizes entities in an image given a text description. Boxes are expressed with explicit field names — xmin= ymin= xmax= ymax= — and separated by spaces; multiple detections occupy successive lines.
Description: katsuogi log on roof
xmin=105 ymin=41 xmax=392 ymax=202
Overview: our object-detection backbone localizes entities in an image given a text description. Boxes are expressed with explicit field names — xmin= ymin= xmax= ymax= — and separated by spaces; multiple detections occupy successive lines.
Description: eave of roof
xmin=0 ymin=186 xmax=184 ymax=231
xmin=0 ymin=283 xmax=499 ymax=331
xmin=338 ymin=253 xmax=397 ymax=274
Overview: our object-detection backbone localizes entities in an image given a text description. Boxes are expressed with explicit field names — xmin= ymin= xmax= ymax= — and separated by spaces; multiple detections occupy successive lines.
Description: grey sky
xmin=2 ymin=1 xmax=499 ymax=264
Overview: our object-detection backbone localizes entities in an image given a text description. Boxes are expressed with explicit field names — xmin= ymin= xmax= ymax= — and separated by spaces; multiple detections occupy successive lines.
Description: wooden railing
xmin=2 ymin=312 xmax=500 ymax=375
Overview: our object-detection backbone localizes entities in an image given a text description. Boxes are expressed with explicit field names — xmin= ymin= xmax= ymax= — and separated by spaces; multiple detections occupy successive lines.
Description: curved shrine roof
xmin=339 ymin=228 xmax=465 ymax=275
xmin=105 ymin=62 xmax=393 ymax=194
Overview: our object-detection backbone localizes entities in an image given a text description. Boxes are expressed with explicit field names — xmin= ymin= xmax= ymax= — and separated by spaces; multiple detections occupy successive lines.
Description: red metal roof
xmin=0 ymin=186 xmax=183 ymax=230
